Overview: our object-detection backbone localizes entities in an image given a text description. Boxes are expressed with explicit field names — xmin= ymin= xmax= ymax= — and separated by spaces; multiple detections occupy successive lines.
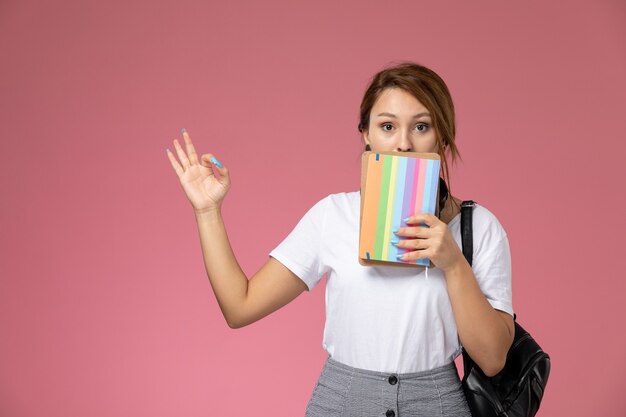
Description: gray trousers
xmin=305 ymin=354 xmax=472 ymax=417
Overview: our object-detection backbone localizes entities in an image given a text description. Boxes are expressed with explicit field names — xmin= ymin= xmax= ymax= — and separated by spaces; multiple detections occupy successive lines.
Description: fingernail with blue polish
xmin=181 ymin=128 xmax=186 ymax=134
xmin=210 ymin=156 xmax=223 ymax=168
xmin=403 ymin=217 xmax=410 ymax=223
xmin=396 ymin=254 xmax=405 ymax=260
xmin=390 ymin=238 xmax=399 ymax=244
xmin=392 ymin=228 xmax=399 ymax=233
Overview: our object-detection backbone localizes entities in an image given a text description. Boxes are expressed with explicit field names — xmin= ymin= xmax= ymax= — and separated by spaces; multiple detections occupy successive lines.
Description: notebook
xmin=358 ymin=151 xmax=442 ymax=268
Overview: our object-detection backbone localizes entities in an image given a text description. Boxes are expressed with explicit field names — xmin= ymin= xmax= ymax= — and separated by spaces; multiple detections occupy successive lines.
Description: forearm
xmin=194 ymin=208 xmax=248 ymax=328
xmin=444 ymin=259 xmax=511 ymax=376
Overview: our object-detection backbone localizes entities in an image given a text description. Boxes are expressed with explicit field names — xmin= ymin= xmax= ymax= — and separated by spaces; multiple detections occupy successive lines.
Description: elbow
xmin=472 ymin=345 xmax=508 ymax=377
xmin=226 ymin=300 xmax=251 ymax=329
xmin=227 ymin=317 xmax=245 ymax=329
xmin=482 ymin=363 xmax=503 ymax=378
xmin=226 ymin=314 xmax=245 ymax=329
xmin=482 ymin=355 xmax=507 ymax=377
xmin=227 ymin=310 xmax=254 ymax=329
xmin=482 ymin=331 xmax=514 ymax=377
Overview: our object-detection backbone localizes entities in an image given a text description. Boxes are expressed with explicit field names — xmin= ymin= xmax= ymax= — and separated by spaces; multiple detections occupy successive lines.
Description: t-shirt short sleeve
xmin=471 ymin=211 xmax=515 ymax=317
xmin=269 ymin=196 xmax=329 ymax=292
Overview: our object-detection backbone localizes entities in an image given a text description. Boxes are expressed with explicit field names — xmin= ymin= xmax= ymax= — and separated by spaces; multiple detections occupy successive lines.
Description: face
xmin=362 ymin=87 xmax=439 ymax=154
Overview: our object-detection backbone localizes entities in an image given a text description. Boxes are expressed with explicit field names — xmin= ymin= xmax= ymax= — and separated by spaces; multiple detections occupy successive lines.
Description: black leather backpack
xmin=459 ymin=200 xmax=551 ymax=417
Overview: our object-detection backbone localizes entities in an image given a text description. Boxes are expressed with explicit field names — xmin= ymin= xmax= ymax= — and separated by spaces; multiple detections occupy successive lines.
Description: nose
xmin=397 ymin=130 xmax=412 ymax=152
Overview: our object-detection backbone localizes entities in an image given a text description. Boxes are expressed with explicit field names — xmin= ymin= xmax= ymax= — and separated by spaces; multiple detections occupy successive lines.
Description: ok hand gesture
xmin=166 ymin=129 xmax=231 ymax=214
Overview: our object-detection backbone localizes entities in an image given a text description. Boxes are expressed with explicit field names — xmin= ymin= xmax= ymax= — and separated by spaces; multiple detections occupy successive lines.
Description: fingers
xmin=392 ymin=236 xmax=427 ymax=250
xmin=200 ymin=153 xmax=230 ymax=181
xmin=167 ymin=129 xmax=228 ymax=182
xmin=208 ymin=155 xmax=230 ymax=187
xmin=166 ymin=148 xmax=184 ymax=177
xmin=393 ymin=225 xmax=431 ymax=239
xmin=404 ymin=212 xmax=437 ymax=227
xmin=396 ymin=248 xmax=428 ymax=262
xmin=199 ymin=154 xmax=217 ymax=177
xmin=182 ymin=129 xmax=200 ymax=165
xmin=173 ymin=138 xmax=190 ymax=169
xmin=392 ymin=214 xmax=447 ymax=264
xmin=170 ymin=128 xmax=198 ymax=168
xmin=392 ymin=225 xmax=430 ymax=259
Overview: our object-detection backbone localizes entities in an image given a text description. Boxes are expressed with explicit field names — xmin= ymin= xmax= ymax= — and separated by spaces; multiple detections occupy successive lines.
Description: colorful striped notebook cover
xmin=359 ymin=151 xmax=441 ymax=268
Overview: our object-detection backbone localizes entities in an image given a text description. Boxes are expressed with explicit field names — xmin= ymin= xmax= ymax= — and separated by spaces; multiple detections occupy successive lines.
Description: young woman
xmin=166 ymin=62 xmax=515 ymax=417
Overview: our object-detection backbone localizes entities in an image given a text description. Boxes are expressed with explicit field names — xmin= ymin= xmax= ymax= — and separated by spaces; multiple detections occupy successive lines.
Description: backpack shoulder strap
xmin=460 ymin=200 xmax=475 ymax=266
xmin=459 ymin=200 xmax=518 ymax=323
xmin=460 ymin=200 xmax=478 ymax=376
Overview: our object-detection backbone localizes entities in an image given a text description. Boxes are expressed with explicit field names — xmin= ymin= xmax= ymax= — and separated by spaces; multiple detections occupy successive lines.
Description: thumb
xmin=201 ymin=154 xmax=229 ymax=181
xmin=199 ymin=154 xmax=215 ymax=172
xmin=200 ymin=153 xmax=223 ymax=167
xmin=200 ymin=154 xmax=211 ymax=165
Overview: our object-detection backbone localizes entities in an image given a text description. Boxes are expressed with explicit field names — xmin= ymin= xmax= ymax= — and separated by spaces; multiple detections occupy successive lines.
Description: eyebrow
xmin=376 ymin=112 xmax=431 ymax=119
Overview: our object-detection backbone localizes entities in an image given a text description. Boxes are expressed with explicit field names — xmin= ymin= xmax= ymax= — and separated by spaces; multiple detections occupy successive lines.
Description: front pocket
xmin=305 ymin=379 xmax=347 ymax=417
xmin=438 ymin=374 xmax=472 ymax=417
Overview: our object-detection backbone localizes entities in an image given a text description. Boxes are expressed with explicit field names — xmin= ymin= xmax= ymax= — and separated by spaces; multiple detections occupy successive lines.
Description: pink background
xmin=1 ymin=0 xmax=625 ymax=416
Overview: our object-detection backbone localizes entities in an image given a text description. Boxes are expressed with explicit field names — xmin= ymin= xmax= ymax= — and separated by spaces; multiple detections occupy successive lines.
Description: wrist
xmin=442 ymin=254 xmax=471 ymax=280
xmin=194 ymin=206 xmax=222 ymax=219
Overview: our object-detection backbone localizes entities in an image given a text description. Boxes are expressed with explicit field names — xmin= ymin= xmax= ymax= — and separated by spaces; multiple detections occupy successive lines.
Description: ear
xmin=362 ymin=129 xmax=370 ymax=148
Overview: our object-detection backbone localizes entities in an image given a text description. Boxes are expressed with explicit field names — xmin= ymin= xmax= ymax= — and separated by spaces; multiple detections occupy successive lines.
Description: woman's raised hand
xmin=166 ymin=129 xmax=231 ymax=214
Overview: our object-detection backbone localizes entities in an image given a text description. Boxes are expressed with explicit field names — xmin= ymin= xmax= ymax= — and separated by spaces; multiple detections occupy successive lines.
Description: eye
xmin=381 ymin=123 xmax=393 ymax=132
xmin=416 ymin=123 xmax=430 ymax=132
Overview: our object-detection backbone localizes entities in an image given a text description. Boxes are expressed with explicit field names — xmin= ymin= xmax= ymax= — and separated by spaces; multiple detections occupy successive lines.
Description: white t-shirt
xmin=269 ymin=190 xmax=514 ymax=374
